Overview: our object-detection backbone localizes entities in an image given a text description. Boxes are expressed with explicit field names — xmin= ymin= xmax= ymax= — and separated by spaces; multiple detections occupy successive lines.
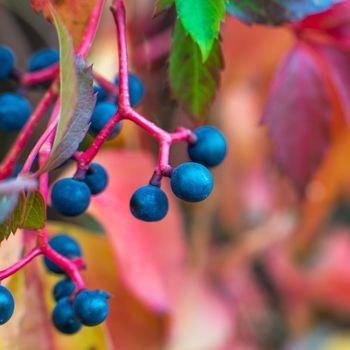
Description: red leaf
xmin=262 ymin=44 xmax=332 ymax=193
xmin=89 ymin=150 xmax=187 ymax=312
xmin=295 ymin=0 xmax=350 ymax=49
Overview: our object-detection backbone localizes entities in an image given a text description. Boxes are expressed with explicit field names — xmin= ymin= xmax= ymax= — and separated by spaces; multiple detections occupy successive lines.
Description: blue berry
xmin=53 ymin=278 xmax=76 ymax=301
xmin=94 ymin=85 xmax=108 ymax=103
xmin=130 ymin=185 xmax=168 ymax=222
xmin=73 ymin=290 xmax=110 ymax=326
xmin=0 ymin=93 xmax=32 ymax=131
xmin=171 ymin=162 xmax=213 ymax=202
xmin=0 ymin=46 xmax=15 ymax=80
xmin=44 ymin=234 xmax=82 ymax=274
xmin=83 ymin=163 xmax=108 ymax=195
xmin=27 ymin=48 xmax=59 ymax=72
xmin=0 ymin=285 xmax=14 ymax=325
xmin=188 ymin=126 xmax=227 ymax=167
xmin=51 ymin=178 xmax=91 ymax=216
xmin=52 ymin=297 xmax=82 ymax=334
xmin=90 ymin=102 xmax=122 ymax=138
xmin=115 ymin=73 xmax=144 ymax=107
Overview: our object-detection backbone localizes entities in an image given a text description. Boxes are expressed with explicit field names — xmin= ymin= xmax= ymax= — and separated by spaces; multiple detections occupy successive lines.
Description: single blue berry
xmin=73 ymin=290 xmax=110 ymax=326
xmin=27 ymin=48 xmax=59 ymax=72
xmin=115 ymin=73 xmax=144 ymax=107
xmin=94 ymin=85 xmax=108 ymax=103
xmin=0 ymin=285 xmax=14 ymax=325
xmin=0 ymin=93 xmax=32 ymax=131
xmin=171 ymin=162 xmax=214 ymax=202
xmin=130 ymin=185 xmax=168 ymax=222
xmin=83 ymin=163 xmax=108 ymax=195
xmin=0 ymin=46 xmax=15 ymax=80
xmin=53 ymin=278 xmax=76 ymax=301
xmin=90 ymin=102 xmax=122 ymax=138
xmin=51 ymin=178 xmax=91 ymax=216
xmin=188 ymin=126 xmax=227 ymax=167
xmin=44 ymin=234 xmax=82 ymax=274
xmin=52 ymin=297 xmax=82 ymax=334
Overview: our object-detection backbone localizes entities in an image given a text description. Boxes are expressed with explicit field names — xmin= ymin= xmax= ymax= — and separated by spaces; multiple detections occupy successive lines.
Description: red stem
xmin=112 ymin=0 xmax=130 ymax=110
xmin=0 ymin=248 xmax=41 ymax=280
xmin=77 ymin=0 xmax=105 ymax=58
xmin=75 ymin=0 xmax=195 ymax=177
xmin=22 ymin=64 xmax=59 ymax=86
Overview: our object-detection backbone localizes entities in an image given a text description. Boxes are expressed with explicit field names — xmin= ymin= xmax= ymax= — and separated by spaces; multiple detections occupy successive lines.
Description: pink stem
xmin=22 ymin=64 xmax=59 ymax=86
xmin=112 ymin=0 xmax=130 ymax=110
xmin=76 ymin=0 xmax=195 ymax=176
xmin=20 ymin=103 xmax=59 ymax=176
xmin=77 ymin=0 xmax=105 ymax=58
xmin=93 ymin=71 xmax=118 ymax=95
xmin=0 ymin=248 xmax=42 ymax=280
xmin=0 ymin=85 xmax=56 ymax=179
xmin=77 ymin=111 xmax=122 ymax=170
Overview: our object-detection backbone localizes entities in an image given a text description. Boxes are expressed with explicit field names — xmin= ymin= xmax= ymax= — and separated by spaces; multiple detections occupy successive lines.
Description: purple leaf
xmin=262 ymin=44 xmax=332 ymax=193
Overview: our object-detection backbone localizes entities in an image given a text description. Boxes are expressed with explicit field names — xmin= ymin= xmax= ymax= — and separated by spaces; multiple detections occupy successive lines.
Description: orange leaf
xmin=30 ymin=0 xmax=100 ymax=49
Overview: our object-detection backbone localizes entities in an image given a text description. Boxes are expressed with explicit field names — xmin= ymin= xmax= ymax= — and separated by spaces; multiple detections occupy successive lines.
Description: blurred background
xmin=1 ymin=0 xmax=350 ymax=349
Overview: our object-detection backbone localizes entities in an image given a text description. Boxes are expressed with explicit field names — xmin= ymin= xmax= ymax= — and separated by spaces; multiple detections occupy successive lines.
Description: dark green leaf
xmin=169 ymin=21 xmax=223 ymax=118
xmin=175 ymin=0 xmax=225 ymax=61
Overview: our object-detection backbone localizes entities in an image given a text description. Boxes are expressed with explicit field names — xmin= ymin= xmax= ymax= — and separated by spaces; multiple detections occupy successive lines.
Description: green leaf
xmin=154 ymin=0 xmax=174 ymax=14
xmin=0 ymin=192 xmax=45 ymax=243
xmin=22 ymin=192 xmax=45 ymax=229
xmin=41 ymin=56 xmax=96 ymax=172
xmin=47 ymin=3 xmax=79 ymax=161
xmin=0 ymin=177 xmax=37 ymax=224
xmin=169 ymin=20 xmax=223 ymax=118
xmin=175 ymin=0 xmax=225 ymax=61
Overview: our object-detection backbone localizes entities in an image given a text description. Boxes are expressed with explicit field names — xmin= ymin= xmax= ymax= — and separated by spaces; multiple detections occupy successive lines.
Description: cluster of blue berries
xmin=0 ymin=233 xmax=110 ymax=333
xmin=130 ymin=126 xmax=227 ymax=222
xmin=0 ymin=46 xmax=59 ymax=132
xmin=44 ymin=234 xmax=110 ymax=334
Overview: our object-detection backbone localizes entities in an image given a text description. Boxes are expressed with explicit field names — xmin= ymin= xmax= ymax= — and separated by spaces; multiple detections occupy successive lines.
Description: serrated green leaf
xmin=48 ymin=3 xmax=79 ymax=160
xmin=0 ymin=177 xmax=37 ymax=225
xmin=0 ymin=193 xmax=25 ymax=242
xmin=22 ymin=192 xmax=45 ymax=229
xmin=10 ymin=193 xmax=26 ymax=232
xmin=41 ymin=56 xmax=96 ymax=172
xmin=169 ymin=20 xmax=223 ymax=118
xmin=175 ymin=0 xmax=225 ymax=61
xmin=154 ymin=0 xmax=174 ymax=14
xmin=0 ymin=191 xmax=45 ymax=243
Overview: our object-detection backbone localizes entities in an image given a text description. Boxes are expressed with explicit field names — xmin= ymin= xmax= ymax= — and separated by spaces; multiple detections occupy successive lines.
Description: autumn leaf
xmin=30 ymin=0 xmax=100 ymax=49
xmin=262 ymin=44 xmax=332 ymax=193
